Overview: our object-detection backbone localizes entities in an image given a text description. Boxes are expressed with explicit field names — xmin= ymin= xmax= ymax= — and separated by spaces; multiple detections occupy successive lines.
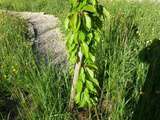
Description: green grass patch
xmin=0 ymin=13 xmax=71 ymax=120
xmin=0 ymin=0 xmax=69 ymax=21
xmin=96 ymin=1 xmax=160 ymax=119
xmin=0 ymin=0 xmax=160 ymax=120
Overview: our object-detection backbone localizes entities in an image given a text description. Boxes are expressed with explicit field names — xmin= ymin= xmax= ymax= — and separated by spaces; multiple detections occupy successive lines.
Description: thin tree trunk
xmin=69 ymin=51 xmax=83 ymax=111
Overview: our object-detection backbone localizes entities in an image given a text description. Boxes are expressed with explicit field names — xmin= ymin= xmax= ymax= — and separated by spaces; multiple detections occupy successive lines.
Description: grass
xmin=0 ymin=0 xmax=69 ymax=21
xmin=98 ymin=1 xmax=160 ymax=120
xmin=0 ymin=0 xmax=160 ymax=120
xmin=0 ymin=13 xmax=71 ymax=120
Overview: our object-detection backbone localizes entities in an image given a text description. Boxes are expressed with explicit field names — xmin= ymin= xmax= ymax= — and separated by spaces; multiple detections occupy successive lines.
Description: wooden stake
xmin=69 ymin=51 xmax=83 ymax=111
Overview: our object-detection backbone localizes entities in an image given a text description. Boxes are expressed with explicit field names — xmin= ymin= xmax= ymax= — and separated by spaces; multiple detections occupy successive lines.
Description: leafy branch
xmin=65 ymin=0 xmax=109 ymax=110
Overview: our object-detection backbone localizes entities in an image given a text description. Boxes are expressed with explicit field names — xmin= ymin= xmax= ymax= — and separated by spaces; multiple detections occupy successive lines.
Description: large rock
xmin=2 ymin=10 xmax=67 ymax=66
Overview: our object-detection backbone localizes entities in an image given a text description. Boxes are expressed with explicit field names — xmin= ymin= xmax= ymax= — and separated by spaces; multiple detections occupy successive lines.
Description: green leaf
xmin=69 ymin=50 xmax=77 ymax=63
xmin=84 ymin=14 xmax=92 ymax=30
xmin=87 ymin=32 xmax=93 ymax=44
xmin=75 ymin=92 xmax=81 ymax=104
xmin=81 ymin=42 xmax=89 ymax=58
xmin=89 ymin=0 xmax=96 ymax=5
xmin=90 ymin=98 xmax=96 ymax=106
xmin=79 ymin=31 xmax=85 ymax=41
xmin=73 ymin=32 xmax=79 ymax=43
xmin=77 ymin=15 xmax=81 ymax=31
xmin=69 ymin=46 xmax=77 ymax=63
xmin=92 ymin=78 xmax=99 ymax=87
xmin=68 ymin=43 xmax=76 ymax=53
xmin=86 ymin=67 xmax=94 ymax=78
xmin=69 ymin=0 xmax=78 ymax=7
xmin=77 ymin=1 xmax=86 ymax=10
xmin=79 ymin=88 xmax=91 ymax=107
xmin=86 ymin=80 xmax=97 ymax=94
xmin=93 ymin=96 xmax=98 ymax=102
xmin=89 ymin=53 xmax=96 ymax=62
xmin=66 ymin=32 xmax=74 ymax=49
xmin=86 ymin=67 xmax=99 ymax=87
xmin=87 ymin=64 xmax=98 ymax=70
xmin=76 ymin=79 xmax=83 ymax=94
xmin=87 ymin=33 xmax=93 ymax=40
xmin=70 ymin=13 xmax=78 ymax=30
xmin=80 ymin=67 xmax=85 ymax=83
xmin=79 ymin=92 xmax=87 ymax=107
xmin=83 ymin=5 xmax=96 ymax=13
xmin=84 ymin=89 xmax=92 ymax=107
xmin=94 ymin=31 xmax=100 ymax=42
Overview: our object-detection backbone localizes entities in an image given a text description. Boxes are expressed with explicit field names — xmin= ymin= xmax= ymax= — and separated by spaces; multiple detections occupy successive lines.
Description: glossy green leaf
xmin=69 ymin=47 xmax=77 ymax=63
xmin=81 ymin=42 xmax=89 ymax=58
xmin=79 ymin=31 xmax=85 ymax=41
xmin=89 ymin=0 xmax=96 ymax=5
xmin=80 ymin=67 xmax=85 ymax=83
xmin=68 ymin=43 xmax=76 ymax=53
xmin=77 ymin=15 xmax=81 ymax=31
xmin=92 ymin=78 xmax=99 ymax=87
xmin=84 ymin=14 xmax=92 ymax=30
xmin=87 ymin=33 xmax=93 ymax=40
xmin=87 ymin=64 xmax=98 ymax=70
xmin=87 ymin=32 xmax=93 ymax=44
xmin=70 ymin=13 xmax=78 ymax=30
xmin=94 ymin=31 xmax=100 ymax=42
xmin=69 ymin=0 xmax=78 ymax=7
xmin=86 ymin=67 xmax=94 ymax=78
xmin=84 ymin=89 xmax=92 ymax=107
xmin=90 ymin=98 xmax=96 ymax=106
xmin=76 ymin=79 xmax=83 ymax=94
xmin=73 ymin=32 xmax=79 ymax=43
xmin=77 ymin=1 xmax=86 ymax=10
xmin=75 ymin=92 xmax=81 ymax=104
xmin=79 ymin=88 xmax=91 ymax=107
xmin=86 ymin=80 xmax=97 ymax=93
xmin=83 ymin=5 xmax=96 ymax=13
xmin=89 ymin=52 xmax=96 ymax=62
xmin=79 ymin=92 xmax=87 ymax=107
xmin=66 ymin=32 xmax=74 ymax=49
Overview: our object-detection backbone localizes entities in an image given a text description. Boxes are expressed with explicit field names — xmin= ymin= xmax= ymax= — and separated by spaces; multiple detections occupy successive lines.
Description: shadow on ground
xmin=132 ymin=39 xmax=160 ymax=120
xmin=0 ymin=84 xmax=18 ymax=120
